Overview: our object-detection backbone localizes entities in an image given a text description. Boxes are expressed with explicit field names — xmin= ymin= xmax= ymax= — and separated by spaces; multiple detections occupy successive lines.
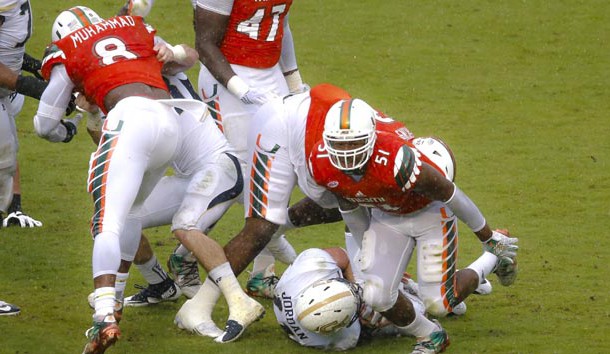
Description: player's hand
xmin=154 ymin=43 xmax=173 ymax=63
xmin=483 ymin=229 xmax=518 ymax=258
xmin=289 ymin=82 xmax=310 ymax=95
xmin=240 ymin=86 xmax=279 ymax=105
xmin=61 ymin=113 xmax=84 ymax=143
xmin=65 ymin=93 xmax=77 ymax=116
xmin=3 ymin=211 xmax=43 ymax=228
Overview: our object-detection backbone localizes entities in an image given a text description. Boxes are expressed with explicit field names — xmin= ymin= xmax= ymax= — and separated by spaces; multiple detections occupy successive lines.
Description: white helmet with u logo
xmin=322 ymin=99 xmax=378 ymax=171
xmin=52 ymin=6 xmax=103 ymax=41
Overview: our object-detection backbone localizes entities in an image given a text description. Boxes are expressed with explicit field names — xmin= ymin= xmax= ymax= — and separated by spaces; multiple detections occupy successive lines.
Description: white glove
xmin=483 ymin=230 xmax=518 ymax=258
xmin=3 ymin=211 xmax=43 ymax=228
xmin=240 ymin=86 xmax=279 ymax=105
xmin=227 ymin=75 xmax=278 ymax=105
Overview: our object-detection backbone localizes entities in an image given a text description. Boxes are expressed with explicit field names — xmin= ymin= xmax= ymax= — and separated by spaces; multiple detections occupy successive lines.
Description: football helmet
xmin=127 ymin=0 xmax=154 ymax=17
xmin=295 ymin=278 xmax=362 ymax=334
xmin=52 ymin=6 xmax=103 ymax=41
xmin=412 ymin=136 xmax=456 ymax=181
xmin=323 ymin=99 xmax=377 ymax=171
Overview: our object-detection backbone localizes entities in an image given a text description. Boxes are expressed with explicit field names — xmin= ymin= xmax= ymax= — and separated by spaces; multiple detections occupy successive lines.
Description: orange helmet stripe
xmin=69 ymin=7 xmax=95 ymax=27
xmin=339 ymin=99 xmax=354 ymax=129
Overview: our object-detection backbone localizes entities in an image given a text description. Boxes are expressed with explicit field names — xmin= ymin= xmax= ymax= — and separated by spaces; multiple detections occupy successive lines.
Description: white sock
xmin=209 ymin=262 xmax=247 ymax=306
xmin=94 ymin=286 xmax=116 ymax=317
xmin=267 ymin=234 xmax=297 ymax=264
xmin=465 ymin=251 xmax=498 ymax=282
xmin=251 ymin=248 xmax=276 ymax=275
xmin=115 ymin=272 xmax=129 ymax=303
xmin=174 ymin=244 xmax=190 ymax=258
xmin=398 ymin=310 xmax=440 ymax=338
xmin=136 ymin=255 xmax=168 ymax=285
xmin=188 ymin=277 xmax=221 ymax=318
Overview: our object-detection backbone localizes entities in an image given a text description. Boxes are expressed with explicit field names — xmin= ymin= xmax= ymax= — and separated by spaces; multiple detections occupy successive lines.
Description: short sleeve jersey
xmin=309 ymin=131 xmax=440 ymax=215
xmin=41 ymin=16 xmax=166 ymax=113
xmin=221 ymin=0 xmax=293 ymax=68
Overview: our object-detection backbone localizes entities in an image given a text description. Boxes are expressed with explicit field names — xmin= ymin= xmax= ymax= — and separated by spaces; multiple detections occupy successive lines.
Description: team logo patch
xmin=327 ymin=181 xmax=339 ymax=188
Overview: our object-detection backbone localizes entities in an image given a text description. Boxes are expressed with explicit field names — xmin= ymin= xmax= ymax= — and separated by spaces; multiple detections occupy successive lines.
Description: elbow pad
xmin=444 ymin=184 xmax=486 ymax=232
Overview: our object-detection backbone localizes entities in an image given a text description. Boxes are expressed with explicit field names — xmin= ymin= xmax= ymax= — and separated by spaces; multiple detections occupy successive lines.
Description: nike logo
xmin=163 ymin=286 xmax=177 ymax=299
xmin=0 ymin=305 xmax=14 ymax=312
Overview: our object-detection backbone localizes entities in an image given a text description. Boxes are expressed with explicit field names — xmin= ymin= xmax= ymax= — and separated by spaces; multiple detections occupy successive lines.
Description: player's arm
xmin=33 ymin=65 xmax=81 ymax=143
xmin=195 ymin=2 xmax=235 ymax=88
xmin=411 ymin=156 xmax=518 ymax=258
xmin=154 ymin=36 xmax=199 ymax=76
xmin=324 ymin=247 xmax=357 ymax=283
xmin=279 ymin=15 xmax=306 ymax=94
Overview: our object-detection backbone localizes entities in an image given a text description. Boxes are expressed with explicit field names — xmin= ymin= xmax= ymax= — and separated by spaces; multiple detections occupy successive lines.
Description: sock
xmin=187 ymin=277 xmax=221 ymax=319
xmin=209 ymin=262 xmax=246 ymax=306
xmin=399 ymin=310 xmax=440 ymax=338
xmin=114 ymin=272 xmax=129 ymax=303
xmin=174 ymin=244 xmax=190 ymax=258
xmin=251 ymin=248 xmax=275 ymax=275
xmin=8 ymin=193 xmax=21 ymax=213
xmin=465 ymin=251 xmax=498 ymax=282
xmin=93 ymin=286 xmax=116 ymax=318
xmin=266 ymin=234 xmax=297 ymax=264
xmin=136 ymin=255 xmax=168 ymax=285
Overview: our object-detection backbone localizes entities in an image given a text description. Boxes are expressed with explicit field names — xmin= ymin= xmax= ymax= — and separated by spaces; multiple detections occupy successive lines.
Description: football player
xmin=35 ymin=6 xmax=260 ymax=352
xmin=274 ymin=247 xmax=427 ymax=350
xmin=0 ymin=0 xmax=48 ymax=228
xmin=191 ymin=0 xmax=307 ymax=303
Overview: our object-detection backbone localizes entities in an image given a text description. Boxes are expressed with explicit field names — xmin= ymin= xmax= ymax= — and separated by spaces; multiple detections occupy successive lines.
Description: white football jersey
xmin=273 ymin=248 xmax=361 ymax=350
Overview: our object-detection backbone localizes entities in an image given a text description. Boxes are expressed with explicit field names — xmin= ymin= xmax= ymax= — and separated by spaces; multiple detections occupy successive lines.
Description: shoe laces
xmin=132 ymin=279 xmax=172 ymax=299
xmin=169 ymin=256 xmax=200 ymax=286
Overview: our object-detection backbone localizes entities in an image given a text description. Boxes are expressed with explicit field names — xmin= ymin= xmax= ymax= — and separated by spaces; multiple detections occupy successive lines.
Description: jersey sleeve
xmin=40 ymin=44 xmax=64 ymax=81
xmin=392 ymin=143 xmax=422 ymax=192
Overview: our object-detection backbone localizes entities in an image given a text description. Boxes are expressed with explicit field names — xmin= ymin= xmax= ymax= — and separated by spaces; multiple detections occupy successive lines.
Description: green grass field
xmin=1 ymin=0 xmax=609 ymax=353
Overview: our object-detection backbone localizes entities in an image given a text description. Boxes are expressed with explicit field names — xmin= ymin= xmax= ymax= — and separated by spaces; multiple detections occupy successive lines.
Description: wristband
xmin=226 ymin=75 xmax=249 ymax=98
xmin=169 ymin=44 xmax=187 ymax=62
xmin=15 ymin=75 xmax=48 ymax=100
xmin=60 ymin=120 xmax=77 ymax=143
xmin=284 ymin=70 xmax=303 ymax=93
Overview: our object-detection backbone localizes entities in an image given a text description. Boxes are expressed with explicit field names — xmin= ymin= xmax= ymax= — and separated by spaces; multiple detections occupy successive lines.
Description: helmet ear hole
xmin=295 ymin=278 xmax=361 ymax=334
xmin=322 ymin=99 xmax=378 ymax=171
xmin=52 ymin=6 xmax=103 ymax=41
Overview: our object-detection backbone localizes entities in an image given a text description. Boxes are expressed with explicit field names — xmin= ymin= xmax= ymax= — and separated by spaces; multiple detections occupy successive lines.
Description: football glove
xmin=240 ymin=86 xmax=279 ymax=105
xmin=483 ymin=229 xmax=518 ymax=258
xmin=3 ymin=211 xmax=43 ymax=228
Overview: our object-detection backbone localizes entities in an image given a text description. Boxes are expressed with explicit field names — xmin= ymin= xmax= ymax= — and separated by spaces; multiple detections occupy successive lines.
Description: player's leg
xmin=0 ymin=103 xmax=17 ymax=224
xmin=85 ymin=98 xmax=179 ymax=352
xmin=358 ymin=209 xmax=450 ymax=352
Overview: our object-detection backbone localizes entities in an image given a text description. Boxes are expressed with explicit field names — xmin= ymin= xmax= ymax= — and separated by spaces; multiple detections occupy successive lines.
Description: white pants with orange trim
xmin=198 ymin=62 xmax=289 ymax=182
xmin=358 ymin=201 xmax=460 ymax=316
xmin=242 ymin=94 xmax=337 ymax=226
xmin=88 ymin=97 xmax=181 ymax=278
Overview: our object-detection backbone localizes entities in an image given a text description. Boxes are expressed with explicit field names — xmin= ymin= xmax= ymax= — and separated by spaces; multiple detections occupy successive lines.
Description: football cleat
xmin=474 ymin=277 xmax=493 ymax=295
xmin=167 ymin=253 xmax=202 ymax=299
xmin=124 ymin=278 xmax=182 ymax=307
xmin=245 ymin=264 xmax=279 ymax=299
xmin=82 ymin=314 xmax=121 ymax=354
xmin=215 ymin=297 xmax=265 ymax=343
xmin=449 ymin=302 xmax=467 ymax=316
xmin=411 ymin=320 xmax=450 ymax=354
xmin=174 ymin=299 xmax=224 ymax=338
xmin=494 ymin=256 xmax=518 ymax=286
xmin=0 ymin=301 xmax=20 ymax=316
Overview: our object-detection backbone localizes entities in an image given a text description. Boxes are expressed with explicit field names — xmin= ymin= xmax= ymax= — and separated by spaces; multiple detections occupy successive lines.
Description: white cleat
xmin=174 ymin=299 xmax=223 ymax=338
xmin=214 ymin=297 xmax=265 ymax=343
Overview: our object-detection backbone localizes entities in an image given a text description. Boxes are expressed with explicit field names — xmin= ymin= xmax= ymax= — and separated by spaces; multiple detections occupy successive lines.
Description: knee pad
xmin=423 ymin=296 xmax=451 ymax=317
xmin=362 ymin=275 xmax=398 ymax=313
xmin=418 ymin=240 xmax=446 ymax=283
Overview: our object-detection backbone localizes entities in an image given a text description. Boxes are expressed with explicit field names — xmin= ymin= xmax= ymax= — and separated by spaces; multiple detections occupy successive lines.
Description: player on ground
xmin=35 ymin=6 xmax=260 ymax=352
xmin=274 ymin=247 xmax=428 ymax=350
